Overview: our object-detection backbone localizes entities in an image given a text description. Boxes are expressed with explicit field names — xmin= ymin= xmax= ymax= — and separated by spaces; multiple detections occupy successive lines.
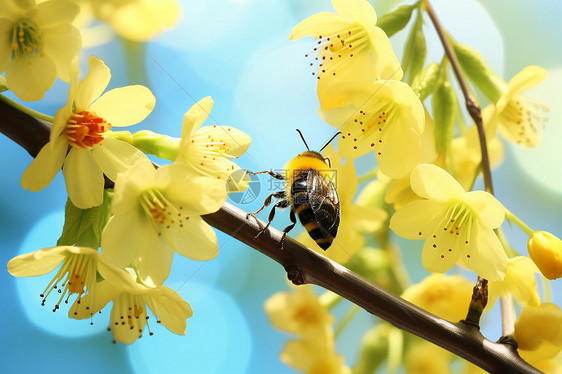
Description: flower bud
xmin=528 ymin=231 xmax=562 ymax=280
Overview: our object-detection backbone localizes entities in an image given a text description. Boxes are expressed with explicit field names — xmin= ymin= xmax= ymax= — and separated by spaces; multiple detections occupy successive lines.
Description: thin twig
xmin=0 ymin=98 xmax=541 ymax=373
xmin=424 ymin=0 xmax=494 ymax=196
xmin=424 ymin=0 xmax=507 ymax=333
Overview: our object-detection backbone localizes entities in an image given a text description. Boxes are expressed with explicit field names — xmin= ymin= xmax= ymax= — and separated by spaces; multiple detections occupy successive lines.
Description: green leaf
xmin=402 ymin=14 xmax=427 ymax=84
xmin=453 ymin=42 xmax=507 ymax=103
xmin=432 ymin=80 xmax=457 ymax=153
xmin=57 ymin=190 xmax=113 ymax=248
xmin=411 ymin=62 xmax=441 ymax=101
xmin=377 ymin=4 xmax=417 ymax=37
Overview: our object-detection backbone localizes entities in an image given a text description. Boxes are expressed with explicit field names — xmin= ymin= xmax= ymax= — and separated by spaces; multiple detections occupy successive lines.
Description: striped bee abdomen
xmin=291 ymin=177 xmax=336 ymax=250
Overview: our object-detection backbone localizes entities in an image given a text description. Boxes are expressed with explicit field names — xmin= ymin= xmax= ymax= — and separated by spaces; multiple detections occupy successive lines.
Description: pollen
xmin=65 ymin=111 xmax=111 ymax=149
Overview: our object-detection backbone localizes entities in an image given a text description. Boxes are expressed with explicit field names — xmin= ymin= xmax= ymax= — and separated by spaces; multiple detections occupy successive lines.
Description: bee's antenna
xmin=296 ymin=129 xmax=310 ymax=151
xmin=319 ymin=132 xmax=341 ymax=152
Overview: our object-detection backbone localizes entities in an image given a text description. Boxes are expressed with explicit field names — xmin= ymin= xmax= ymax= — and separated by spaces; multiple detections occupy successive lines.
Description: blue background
xmin=1 ymin=0 xmax=562 ymax=373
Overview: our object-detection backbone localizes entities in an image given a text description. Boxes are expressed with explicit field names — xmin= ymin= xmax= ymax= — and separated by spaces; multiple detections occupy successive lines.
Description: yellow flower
xmin=450 ymin=124 xmax=504 ymax=191
xmin=0 ymin=0 xmax=82 ymax=101
xmin=264 ymin=284 xmax=334 ymax=335
xmin=487 ymin=256 xmax=540 ymax=310
xmin=7 ymin=245 xmax=132 ymax=316
xmin=101 ymin=158 xmax=227 ymax=286
xmin=514 ymin=303 xmax=562 ymax=363
xmin=483 ymin=65 xmax=548 ymax=147
xmin=527 ymin=231 xmax=562 ymax=280
xmin=297 ymin=144 xmax=386 ymax=263
xmin=385 ymin=108 xmax=436 ymax=209
xmin=175 ymin=97 xmax=252 ymax=191
xmin=70 ymin=268 xmax=192 ymax=344
xmin=390 ymin=164 xmax=507 ymax=280
xmin=266 ymin=284 xmax=350 ymax=374
xmin=290 ymin=0 xmax=402 ymax=110
xmin=21 ymin=55 xmax=155 ymax=209
xmin=88 ymin=0 xmax=180 ymax=41
xmin=404 ymin=341 xmax=451 ymax=374
xmin=320 ymin=80 xmax=425 ymax=179
xmin=281 ymin=336 xmax=351 ymax=374
xmin=401 ymin=273 xmax=473 ymax=322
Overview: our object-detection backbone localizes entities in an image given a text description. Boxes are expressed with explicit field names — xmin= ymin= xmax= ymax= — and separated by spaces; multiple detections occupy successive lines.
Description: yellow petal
xmin=62 ymin=148 xmax=104 ymax=209
xmin=460 ymin=222 xmax=507 ymax=281
xmin=421 ymin=231 xmax=462 ymax=274
xmin=21 ymin=134 xmax=67 ymax=192
xmin=370 ymin=27 xmax=403 ymax=80
xmin=163 ymin=164 xmax=227 ymax=214
xmin=41 ymin=23 xmax=82 ymax=82
xmin=49 ymin=104 xmax=73 ymax=145
xmin=110 ymin=158 xmax=157 ymax=215
xmin=7 ymin=246 xmax=67 ymax=277
xmin=347 ymin=205 xmax=386 ymax=232
xmin=101 ymin=215 xmax=143 ymax=268
xmin=181 ymin=97 xmax=213 ymax=140
xmin=289 ymin=12 xmax=351 ymax=40
xmin=410 ymin=164 xmax=464 ymax=200
xmin=135 ymin=231 xmax=175 ymax=286
xmin=464 ymin=190 xmax=504 ymax=229
xmin=0 ymin=19 xmax=12 ymax=73
xmin=91 ymin=137 xmax=150 ymax=182
xmin=170 ymin=216 xmax=218 ymax=261
xmin=69 ymin=279 xmax=116 ymax=320
xmin=506 ymin=65 xmax=547 ymax=97
xmin=6 ymin=54 xmax=56 ymax=102
xmin=75 ymin=55 xmax=111 ymax=111
xmin=336 ymin=80 xmax=424 ymax=178
xmin=390 ymin=199 xmax=448 ymax=239
xmin=34 ymin=0 xmax=80 ymax=28
xmin=145 ymin=286 xmax=193 ymax=335
xmin=332 ymin=0 xmax=377 ymax=26
xmin=110 ymin=292 xmax=149 ymax=344
xmin=91 ymin=85 xmax=155 ymax=127
xmin=194 ymin=125 xmax=252 ymax=158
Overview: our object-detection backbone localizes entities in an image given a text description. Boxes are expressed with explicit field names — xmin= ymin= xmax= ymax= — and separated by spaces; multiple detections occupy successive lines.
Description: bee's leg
xmin=254 ymin=199 xmax=289 ymax=239
xmin=247 ymin=170 xmax=285 ymax=181
xmin=246 ymin=191 xmax=286 ymax=218
xmin=280 ymin=207 xmax=297 ymax=250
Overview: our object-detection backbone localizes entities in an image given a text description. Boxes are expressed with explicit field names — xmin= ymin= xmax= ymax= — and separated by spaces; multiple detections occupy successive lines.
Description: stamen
xmin=65 ymin=111 xmax=111 ymax=149
xmin=11 ymin=19 xmax=42 ymax=58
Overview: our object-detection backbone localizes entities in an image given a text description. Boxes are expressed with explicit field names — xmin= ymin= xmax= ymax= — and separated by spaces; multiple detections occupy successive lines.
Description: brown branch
xmin=0 ymin=97 xmax=542 ymax=373
xmin=424 ymin=0 xmax=494 ymax=196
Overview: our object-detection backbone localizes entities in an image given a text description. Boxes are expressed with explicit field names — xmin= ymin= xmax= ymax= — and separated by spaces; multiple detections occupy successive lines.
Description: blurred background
xmin=1 ymin=0 xmax=561 ymax=372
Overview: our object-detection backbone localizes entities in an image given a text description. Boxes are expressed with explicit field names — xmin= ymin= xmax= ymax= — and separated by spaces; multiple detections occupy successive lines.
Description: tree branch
xmin=0 ymin=97 xmax=542 ymax=373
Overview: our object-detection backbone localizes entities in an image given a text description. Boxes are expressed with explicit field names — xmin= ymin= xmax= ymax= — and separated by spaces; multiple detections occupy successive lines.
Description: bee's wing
xmin=307 ymin=169 xmax=340 ymax=234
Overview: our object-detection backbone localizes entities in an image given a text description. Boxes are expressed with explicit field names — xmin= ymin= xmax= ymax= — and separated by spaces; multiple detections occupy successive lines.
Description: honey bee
xmin=248 ymin=130 xmax=341 ymax=249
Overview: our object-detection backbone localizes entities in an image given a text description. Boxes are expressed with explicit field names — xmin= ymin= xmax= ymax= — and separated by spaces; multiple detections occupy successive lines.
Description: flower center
xmin=501 ymin=95 xmax=548 ymax=146
xmin=423 ymin=200 xmax=475 ymax=261
xmin=341 ymin=109 xmax=388 ymax=154
xmin=108 ymin=293 xmax=153 ymax=341
xmin=11 ymin=19 xmax=43 ymax=58
xmin=65 ymin=111 xmax=112 ymax=149
xmin=40 ymin=253 xmax=96 ymax=313
xmin=139 ymin=189 xmax=189 ymax=234
xmin=305 ymin=23 xmax=369 ymax=80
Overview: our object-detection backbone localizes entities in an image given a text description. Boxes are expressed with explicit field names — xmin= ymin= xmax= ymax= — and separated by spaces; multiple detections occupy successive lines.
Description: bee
xmin=248 ymin=130 xmax=341 ymax=250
